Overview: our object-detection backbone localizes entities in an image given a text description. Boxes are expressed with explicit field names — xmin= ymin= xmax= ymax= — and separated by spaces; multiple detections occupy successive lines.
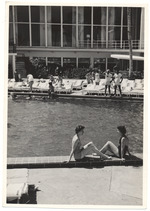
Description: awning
xmin=110 ymin=54 xmax=144 ymax=61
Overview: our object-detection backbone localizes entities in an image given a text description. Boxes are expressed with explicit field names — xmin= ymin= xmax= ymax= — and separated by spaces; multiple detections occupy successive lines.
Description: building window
xmin=93 ymin=7 xmax=106 ymax=25
xmin=9 ymin=23 xmax=14 ymax=45
xmin=15 ymin=6 xmax=29 ymax=22
xmin=47 ymin=6 xmax=61 ymax=23
xmin=17 ymin=24 xmax=29 ymax=46
xmin=31 ymin=24 xmax=45 ymax=46
xmin=108 ymin=7 xmax=121 ymax=25
xmin=107 ymin=58 xmax=118 ymax=71
xmin=78 ymin=26 xmax=91 ymax=48
xmin=63 ymin=58 xmax=76 ymax=68
xmin=93 ymin=26 xmax=106 ymax=48
xmin=78 ymin=58 xmax=90 ymax=68
xmin=31 ymin=6 xmax=45 ymax=23
xmin=78 ymin=7 xmax=91 ymax=24
xmin=47 ymin=25 xmax=61 ymax=46
xmin=63 ymin=25 xmax=76 ymax=47
xmin=63 ymin=7 xmax=76 ymax=24
xmin=94 ymin=58 xmax=106 ymax=71
xmin=108 ymin=26 xmax=121 ymax=48
xmin=9 ymin=6 xmax=13 ymax=22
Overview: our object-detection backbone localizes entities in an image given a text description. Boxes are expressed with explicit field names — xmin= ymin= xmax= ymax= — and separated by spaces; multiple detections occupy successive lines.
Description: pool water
xmin=7 ymin=98 xmax=143 ymax=157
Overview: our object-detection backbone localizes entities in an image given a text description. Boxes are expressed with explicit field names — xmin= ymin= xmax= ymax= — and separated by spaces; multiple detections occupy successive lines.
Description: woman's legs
xmin=100 ymin=141 xmax=119 ymax=157
xmin=81 ymin=142 xmax=111 ymax=160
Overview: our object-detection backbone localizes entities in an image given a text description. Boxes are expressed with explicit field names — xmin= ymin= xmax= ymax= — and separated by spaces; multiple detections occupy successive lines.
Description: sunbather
xmin=100 ymin=126 xmax=131 ymax=160
xmin=68 ymin=125 xmax=111 ymax=162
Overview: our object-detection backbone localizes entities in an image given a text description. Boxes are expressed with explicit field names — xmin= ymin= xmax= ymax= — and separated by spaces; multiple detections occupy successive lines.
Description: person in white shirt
xmin=113 ymin=70 xmax=123 ymax=96
xmin=104 ymin=69 xmax=112 ymax=95
xmin=27 ymin=74 xmax=34 ymax=92
xmin=95 ymin=71 xmax=100 ymax=85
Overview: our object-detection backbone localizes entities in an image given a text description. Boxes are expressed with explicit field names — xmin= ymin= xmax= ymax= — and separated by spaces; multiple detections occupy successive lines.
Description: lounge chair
xmin=7 ymin=168 xmax=29 ymax=204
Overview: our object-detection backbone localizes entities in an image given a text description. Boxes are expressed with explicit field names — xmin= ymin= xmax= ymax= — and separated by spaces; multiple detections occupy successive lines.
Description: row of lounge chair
xmin=8 ymin=78 xmax=144 ymax=96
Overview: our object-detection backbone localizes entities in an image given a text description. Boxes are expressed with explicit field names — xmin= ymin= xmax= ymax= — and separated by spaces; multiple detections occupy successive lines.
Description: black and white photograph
xmin=2 ymin=0 xmax=149 ymax=209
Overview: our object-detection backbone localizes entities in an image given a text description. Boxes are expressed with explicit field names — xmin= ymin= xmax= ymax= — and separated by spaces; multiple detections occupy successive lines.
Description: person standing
xmin=48 ymin=82 xmax=55 ymax=99
xmin=27 ymin=74 xmax=34 ymax=92
xmin=95 ymin=71 xmax=100 ymax=85
xmin=104 ymin=69 xmax=112 ymax=96
xmin=113 ymin=70 xmax=123 ymax=96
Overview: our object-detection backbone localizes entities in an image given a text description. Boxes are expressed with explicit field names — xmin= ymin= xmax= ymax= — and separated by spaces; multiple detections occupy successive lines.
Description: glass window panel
xmin=123 ymin=7 xmax=127 ymax=25
xmin=48 ymin=57 xmax=61 ymax=64
xmin=63 ymin=25 xmax=76 ymax=47
xmin=17 ymin=24 xmax=29 ymax=46
xmin=63 ymin=58 xmax=76 ymax=68
xmin=93 ymin=26 xmax=106 ymax=48
xmin=78 ymin=26 xmax=91 ymax=48
xmin=32 ymin=24 xmax=45 ymax=46
xmin=122 ymin=27 xmax=128 ymax=40
xmin=93 ymin=7 xmax=106 ymax=25
xmin=78 ymin=26 xmax=91 ymax=41
xmin=63 ymin=7 xmax=76 ymax=24
xmin=131 ymin=8 xmax=141 ymax=40
xmin=84 ymin=7 xmax=91 ymax=24
xmin=78 ymin=58 xmax=90 ymax=68
xmin=108 ymin=26 xmax=121 ymax=40
xmin=31 ymin=6 xmax=45 ymax=23
xmin=108 ymin=7 xmax=121 ymax=25
xmin=94 ymin=58 xmax=106 ymax=70
xmin=16 ymin=6 xmax=29 ymax=22
xmin=9 ymin=23 xmax=14 ymax=45
xmin=48 ymin=25 xmax=61 ymax=47
xmin=47 ymin=6 xmax=61 ymax=23
xmin=9 ymin=6 xmax=13 ymax=22
xmin=78 ymin=7 xmax=91 ymax=24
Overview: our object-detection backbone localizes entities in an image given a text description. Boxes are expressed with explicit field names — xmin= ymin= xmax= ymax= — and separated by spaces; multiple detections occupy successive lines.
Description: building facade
xmin=8 ymin=6 xmax=144 ymax=78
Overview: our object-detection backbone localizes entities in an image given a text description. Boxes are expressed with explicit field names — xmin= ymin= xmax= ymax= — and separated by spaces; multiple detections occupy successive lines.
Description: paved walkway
xmin=27 ymin=165 xmax=143 ymax=206
xmin=6 ymin=153 xmax=144 ymax=207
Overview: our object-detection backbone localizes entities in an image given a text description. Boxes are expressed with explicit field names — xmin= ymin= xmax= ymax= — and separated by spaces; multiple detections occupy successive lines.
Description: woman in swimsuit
xmin=100 ymin=126 xmax=130 ymax=160
xmin=68 ymin=125 xmax=111 ymax=162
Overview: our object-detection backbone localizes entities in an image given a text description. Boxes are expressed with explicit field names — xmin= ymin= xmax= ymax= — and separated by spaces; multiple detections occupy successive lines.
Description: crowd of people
xmin=85 ymin=68 xmax=123 ymax=96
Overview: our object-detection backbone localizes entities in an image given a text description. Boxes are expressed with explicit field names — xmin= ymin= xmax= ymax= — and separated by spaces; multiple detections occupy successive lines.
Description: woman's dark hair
xmin=75 ymin=125 xmax=85 ymax=134
xmin=117 ymin=126 xmax=126 ymax=135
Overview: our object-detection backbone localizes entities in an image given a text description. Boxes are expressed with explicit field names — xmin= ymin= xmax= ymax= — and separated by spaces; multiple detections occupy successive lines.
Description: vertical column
xmin=105 ymin=58 xmax=108 ymax=71
xmin=46 ymin=57 xmax=48 ymax=66
xmin=61 ymin=6 xmax=63 ymax=47
xmin=12 ymin=6 xmax=16 ymax=45
xmin=61 ymin=57 xmax=63 ymax=67
xmin=91 ymin=7 xmax=93 ymax=48
xmin=140 ymin=8 xmax=144 ymax=49
xmin=45 ymin=6 xmax=47 ymax=47
xmin=76 ymin=57 xmax=78 ymax=68
xmin=47 ymin=6 xmax=52 ymax=46
xmin=12 ymin=55 xmax=16 ymax=78
xmin=90 ymin=57 xmax=93 ymax=68
xmin=76 ymin=7 xmax=78 ymax=48
xmin=106 ymin=7 xmax=108 ymax=48
xmin=29 ymin=6 xmax=32 ymax=47
xmin=120 ymin=7 xmax=123 ymax=48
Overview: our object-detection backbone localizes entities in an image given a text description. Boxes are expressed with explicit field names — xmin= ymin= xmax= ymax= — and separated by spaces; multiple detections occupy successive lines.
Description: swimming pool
xmin=7 ymin=98 xmax=143 ymax=157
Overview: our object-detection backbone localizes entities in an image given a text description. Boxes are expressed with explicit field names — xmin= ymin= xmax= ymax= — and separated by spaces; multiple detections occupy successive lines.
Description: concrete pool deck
xmin=6 ymin=153 xmax=144 ymax=207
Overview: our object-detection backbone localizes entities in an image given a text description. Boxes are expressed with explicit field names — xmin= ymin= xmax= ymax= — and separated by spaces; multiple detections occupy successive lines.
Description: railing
xmin=9 ymin=40 xmax=144 ymax=50
xmin=78 ymin=40 xmax=144 ymax=49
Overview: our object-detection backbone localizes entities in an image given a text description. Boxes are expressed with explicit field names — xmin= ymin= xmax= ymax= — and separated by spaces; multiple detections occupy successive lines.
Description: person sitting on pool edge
xmin=100 ymin=126 xmax=131 ymax=160
xmin=68 ymin=125 xmax=112 ymax=162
